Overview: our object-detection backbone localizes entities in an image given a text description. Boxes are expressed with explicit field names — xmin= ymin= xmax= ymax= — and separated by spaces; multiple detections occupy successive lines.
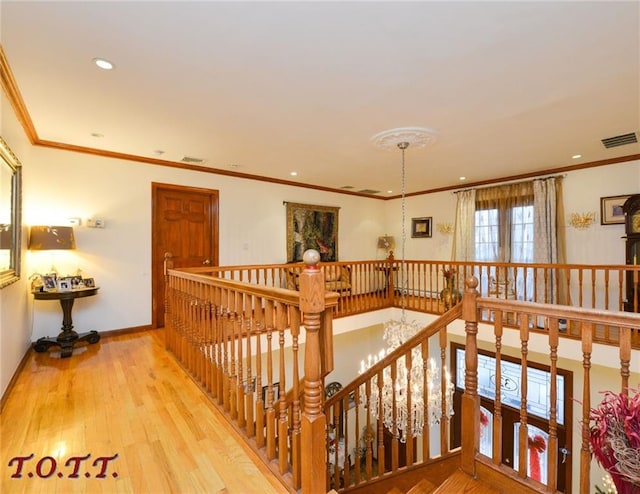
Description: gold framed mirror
xmin=0 ymin=136 xmax=22 ymax=288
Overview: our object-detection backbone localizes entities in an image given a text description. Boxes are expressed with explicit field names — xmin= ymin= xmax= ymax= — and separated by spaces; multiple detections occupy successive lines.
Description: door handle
xmin=559 ymin=447 xmax=571 ymax=464
xmin=202 ymin=259 xmax=211 ymax=265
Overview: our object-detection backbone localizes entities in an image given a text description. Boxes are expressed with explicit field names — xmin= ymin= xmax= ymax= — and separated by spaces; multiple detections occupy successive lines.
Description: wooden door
xmin=151 ymin=183 xmax=219 ymax=328
xmin=450 ymin=344 xmax=572 ymax=493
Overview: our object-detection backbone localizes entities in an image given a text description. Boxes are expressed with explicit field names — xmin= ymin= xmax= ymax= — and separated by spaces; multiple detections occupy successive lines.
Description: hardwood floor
xmin=1 ymin=330 xmax=290 ymax=494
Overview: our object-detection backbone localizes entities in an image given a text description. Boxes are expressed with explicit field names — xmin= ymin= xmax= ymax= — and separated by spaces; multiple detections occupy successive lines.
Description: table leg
xmin=33 ymin=297 xmax=101 ymax=357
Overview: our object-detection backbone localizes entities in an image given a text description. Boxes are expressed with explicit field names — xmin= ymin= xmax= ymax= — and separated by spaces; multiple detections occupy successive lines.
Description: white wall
xmin=21 ymin=146 xmax=387 ymax=342
xmin=2 ymin=85 xmax=639 ymax=401
xmin=0 ymin=92 xmax=33 ymax=397
xmin=396 ymin=161 xmax=640 ymax=263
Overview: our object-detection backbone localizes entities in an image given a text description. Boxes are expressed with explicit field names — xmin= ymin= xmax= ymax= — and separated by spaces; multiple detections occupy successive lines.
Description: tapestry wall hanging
xmin=285 ymin=202 xmax=339 ymax=262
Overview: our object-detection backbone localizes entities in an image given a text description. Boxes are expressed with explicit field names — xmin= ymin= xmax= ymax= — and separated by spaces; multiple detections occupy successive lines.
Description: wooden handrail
xmin=461 ymin=276 xmax=640 ymax=494
xmin=185 ymin=258 xmax=639 ymax=348
xmin=164 ymin=259 xmax=639 ymax=494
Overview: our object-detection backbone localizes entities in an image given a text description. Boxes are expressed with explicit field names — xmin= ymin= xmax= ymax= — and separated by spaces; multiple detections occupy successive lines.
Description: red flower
xmin=443 ymin=268 xmax=457 ymax=280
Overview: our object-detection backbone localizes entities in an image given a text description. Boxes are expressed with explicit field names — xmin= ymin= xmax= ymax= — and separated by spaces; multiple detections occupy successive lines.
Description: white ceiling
xmin=1 ymin=1 xmax=639 ymax=197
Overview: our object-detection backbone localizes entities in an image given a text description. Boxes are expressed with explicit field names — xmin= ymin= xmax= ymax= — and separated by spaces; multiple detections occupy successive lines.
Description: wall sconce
xmin=436 ymin=223 xmax=454 ymax=234
xmin=568 ymin=212 xmax=596 ymax=229
xmin=377 ymin=234 xmax=396 ymax=258
xmin=28 ymin=226 xmax=76 ymax=274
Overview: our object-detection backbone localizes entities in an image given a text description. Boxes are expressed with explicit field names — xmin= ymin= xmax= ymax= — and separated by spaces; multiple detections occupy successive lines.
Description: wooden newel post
xmin=461 ymin=275 xmax=480 ymax=476
xmin=299 ymin=250 xmax=327 ymax=494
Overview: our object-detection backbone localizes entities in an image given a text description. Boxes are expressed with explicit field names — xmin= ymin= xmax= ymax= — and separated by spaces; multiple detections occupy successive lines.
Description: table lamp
xmin=28 ymin=225 xmax=76 ymax=275
xmin=377 ymin=234 xmax=395 ymax=259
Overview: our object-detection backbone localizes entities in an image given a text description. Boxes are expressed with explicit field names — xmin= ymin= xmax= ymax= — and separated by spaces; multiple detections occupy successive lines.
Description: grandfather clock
xmin=622 ymin=194 xmax=640 ymax=312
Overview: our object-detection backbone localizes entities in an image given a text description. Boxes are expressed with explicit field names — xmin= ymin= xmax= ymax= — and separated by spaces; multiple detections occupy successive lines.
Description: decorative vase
xmin=440 ymin=277 xmax=461 ymax=310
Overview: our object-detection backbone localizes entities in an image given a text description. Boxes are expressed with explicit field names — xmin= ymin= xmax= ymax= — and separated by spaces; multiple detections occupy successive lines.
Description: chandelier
xmin=359 ymin=127 xmax=454 ymax=443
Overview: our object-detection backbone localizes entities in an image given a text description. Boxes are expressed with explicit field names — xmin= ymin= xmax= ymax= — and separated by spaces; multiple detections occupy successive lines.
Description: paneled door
xmin=151 ymin=183 xmax=219 ymax=328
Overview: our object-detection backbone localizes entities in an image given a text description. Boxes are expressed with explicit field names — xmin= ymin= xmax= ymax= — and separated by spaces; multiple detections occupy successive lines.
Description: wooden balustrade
xmin=460 ymin=277 xmax=640 ymax=494
xmin=164 ymin=256 xmax=639 ymax=494
xmin=323 ymin=307 xmax=463 ymax=491
xmin=164 ymin=254 xmax=338 ymax=492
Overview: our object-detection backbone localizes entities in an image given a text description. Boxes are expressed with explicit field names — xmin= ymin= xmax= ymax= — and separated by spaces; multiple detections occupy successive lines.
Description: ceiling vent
xmin=358 ymin=189 xmax=381 ymax=194
xmin=601 ymin=132 xmax=638 ymax=149
xmin=180 ymin=156 xmax=206 ymax=164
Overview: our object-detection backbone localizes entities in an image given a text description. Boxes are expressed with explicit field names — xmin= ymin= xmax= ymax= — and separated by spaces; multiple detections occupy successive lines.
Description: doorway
xmin=151 ymin=183 xmax=219 ymax=328
xmin=450 ymin=343 xmax=572 ymax=492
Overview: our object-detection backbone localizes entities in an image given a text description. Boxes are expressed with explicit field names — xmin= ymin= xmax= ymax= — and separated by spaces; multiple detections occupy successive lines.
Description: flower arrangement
xmin=589 ymin=386 xmax=640 ymax=494
xmin=443 ymin=268 xmax=457 ymax=282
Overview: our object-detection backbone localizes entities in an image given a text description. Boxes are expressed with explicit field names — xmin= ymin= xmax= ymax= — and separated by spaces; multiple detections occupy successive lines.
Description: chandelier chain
xmin=399 ymin=141 xmax=408 ymax=322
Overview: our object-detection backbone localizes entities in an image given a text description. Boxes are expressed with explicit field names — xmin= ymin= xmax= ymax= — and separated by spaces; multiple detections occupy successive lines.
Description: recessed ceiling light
xmin=387 ymin=190 xmax=393 ymax=194
xmin=290 ymin=171 xmax=298 ymax=176
xmin=93 ymin=58 xmax=114 ymax=70
xmin=459 ymin=176 xmax=466 ymax=181
xmin=90 ymin=132 xmax=104 ymax=138
xmin=572 ymin=154 xmax=582 ymax=159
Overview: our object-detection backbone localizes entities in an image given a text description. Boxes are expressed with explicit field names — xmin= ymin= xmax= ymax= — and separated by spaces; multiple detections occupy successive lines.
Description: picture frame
xmin=243 ymin=377 xmax=256 ymax=394
xmin=70 ymin=275 xmax=84 ymax=289
xmin=262 ymin=382 xmax=280 ymax=404
xmin=411 ymin=216 xmax=432 ymax=238
xmin=57 ymin=277 xmax=72 ymax=292
xmin=42 ymin=274 xmax=57 ymax=291
xmin=285 ymin=202 xmax=339 ymax=262
xmin=600 ymin=195 xmax=631 ymax=225
xmin=83 ymin=278 xmax=95 ymax=288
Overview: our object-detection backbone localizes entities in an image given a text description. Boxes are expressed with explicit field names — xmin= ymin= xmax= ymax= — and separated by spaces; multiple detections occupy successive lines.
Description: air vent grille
xmin=180 ymin=156 xmax=206 ymax=164
xmin=601 ymin=132 xmax=638 ymax=149
xmin=358 ymin=189 xmax=381 ymax=194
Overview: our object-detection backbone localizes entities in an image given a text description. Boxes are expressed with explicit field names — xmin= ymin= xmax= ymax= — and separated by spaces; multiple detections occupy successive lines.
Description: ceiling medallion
xmin=371 ymin=126 xmax=438 ymax=150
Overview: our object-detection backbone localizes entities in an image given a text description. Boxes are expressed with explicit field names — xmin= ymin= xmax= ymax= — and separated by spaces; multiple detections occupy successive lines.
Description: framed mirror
xmin=0 ymin=136 xmax=22 ymax=288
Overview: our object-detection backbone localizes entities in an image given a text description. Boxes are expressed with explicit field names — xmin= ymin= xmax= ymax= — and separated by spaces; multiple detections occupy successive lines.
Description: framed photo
xmin=286 ymin=202 xmax=339 ymax=262
xmin=411 ymin=216 xmax=432 ymax=238
xmin=243 ymin=377 xmax=256 ymax=394
xmin=57 ymin=277 xmax=72 ymax=292
xmin=70 ymin=275 xmax=84 ymax=289
xmin=262 ymin=382 xmax=280 ymax=404
xmin=83 ymin=278 xmax=95 ymax=288
xmin=42 ymin=274 xmax=57 ymax=291
xmin=600 ymin=195 xmax=631 ymax=225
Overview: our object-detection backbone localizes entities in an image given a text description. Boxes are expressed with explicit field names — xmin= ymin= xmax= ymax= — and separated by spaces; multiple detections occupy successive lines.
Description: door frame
xmin=151 ymin=182 xmax=219 ymax=328
xmin=450 ymin=342 xmax=573 ymax=492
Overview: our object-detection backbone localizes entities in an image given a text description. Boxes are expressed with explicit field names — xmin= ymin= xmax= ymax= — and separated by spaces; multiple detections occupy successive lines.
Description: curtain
xmin=452 ymin=189 xmax=476 ymax=262
xmin=452 ymin=177 xmax=565 ymax=303
xmin=533 ymin=177 xmax=568 ymax=304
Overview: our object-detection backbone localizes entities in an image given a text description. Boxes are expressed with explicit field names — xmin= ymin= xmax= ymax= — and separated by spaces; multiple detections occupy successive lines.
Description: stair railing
xmin=323 ymin=305 xmax=463 ymax=491
xmin=460 ymin=276 xmax=640 ymax=493
xmin=165 ymin=251 xmax=338 ymax=493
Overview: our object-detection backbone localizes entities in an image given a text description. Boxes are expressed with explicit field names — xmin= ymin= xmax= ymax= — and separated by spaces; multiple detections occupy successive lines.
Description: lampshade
xmin=28 ymin=226 xmax=76 ymax=250
xmin=377 ymin=235 xmax=396 ymax=251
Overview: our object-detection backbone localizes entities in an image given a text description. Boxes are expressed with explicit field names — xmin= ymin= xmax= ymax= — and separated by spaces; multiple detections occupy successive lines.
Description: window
xmin=474 ymin=205 xmax=534 ymax=263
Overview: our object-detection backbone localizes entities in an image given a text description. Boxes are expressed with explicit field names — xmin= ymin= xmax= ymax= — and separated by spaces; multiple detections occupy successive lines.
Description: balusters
xmin=547 ymin=318 xmax=559 ymax=492
xmin=580 ymin=322 xmax=593 ymax=494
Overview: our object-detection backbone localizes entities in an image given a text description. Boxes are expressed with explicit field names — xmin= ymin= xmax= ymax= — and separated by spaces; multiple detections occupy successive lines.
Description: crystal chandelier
xmin=359 ymin=127 xmax=454 ymax=443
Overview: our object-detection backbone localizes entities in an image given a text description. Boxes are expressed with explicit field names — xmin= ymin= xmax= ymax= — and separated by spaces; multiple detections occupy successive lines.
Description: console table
xmin=32 ymin=287 xmax=100 ymax=358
